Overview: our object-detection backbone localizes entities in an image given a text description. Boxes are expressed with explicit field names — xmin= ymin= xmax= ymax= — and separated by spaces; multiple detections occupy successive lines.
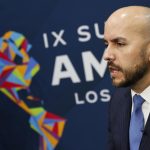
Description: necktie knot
xmin=133 ymin=94 xmax=144 ymax=110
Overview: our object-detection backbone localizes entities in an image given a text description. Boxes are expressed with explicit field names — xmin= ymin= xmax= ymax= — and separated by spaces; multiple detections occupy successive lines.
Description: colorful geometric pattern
xmin=0 ymin=31 xmax=66 ymax=150
xmin=30 ymin=107 xmax=66 ymax=150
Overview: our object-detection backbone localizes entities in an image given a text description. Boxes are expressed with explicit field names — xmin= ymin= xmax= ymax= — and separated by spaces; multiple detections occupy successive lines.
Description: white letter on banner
xmin=51 ymin=30 xmax=67 ymax=47
xmin=52 ymin=55 xmax=81 ymax=86
xmin=86 ymin=91 xmax=98 ymax=103
xmin=74 ymin=93 xmax=85 ymax=104
xmin=100 ymin=89 xmax=111 ymax=102
xmin=77 ymin=25 xmax=91 ymax=42
xmin=43 ymin=33 xmax=49 ymax=48
xmin=82 ymin=51 xmax=107 ymax=81
xmin=94 ymin=23 xmax=104 ymax=39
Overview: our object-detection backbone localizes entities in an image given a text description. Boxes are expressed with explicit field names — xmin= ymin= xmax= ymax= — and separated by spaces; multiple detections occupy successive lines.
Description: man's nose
xmin=103 ymin=46 xmax=115 ymax=62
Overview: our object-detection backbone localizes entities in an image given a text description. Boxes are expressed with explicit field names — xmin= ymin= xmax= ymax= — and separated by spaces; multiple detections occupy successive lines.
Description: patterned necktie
xmin=129 ymin=94 xmax=144 ymax=150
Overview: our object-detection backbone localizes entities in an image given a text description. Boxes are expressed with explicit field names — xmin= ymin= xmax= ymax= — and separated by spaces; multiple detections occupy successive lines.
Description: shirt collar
xmin=131 ymin=85 xmax=150 ymax=104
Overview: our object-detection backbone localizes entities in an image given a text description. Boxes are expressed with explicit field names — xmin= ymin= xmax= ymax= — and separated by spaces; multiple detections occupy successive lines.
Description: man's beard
xmin=109 ymin=58 xmax=149 ymax=88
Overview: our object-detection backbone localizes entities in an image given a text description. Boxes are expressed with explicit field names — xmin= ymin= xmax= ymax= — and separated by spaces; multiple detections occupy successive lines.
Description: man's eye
xmin=116 ymin=42 xmax=126 ymax=47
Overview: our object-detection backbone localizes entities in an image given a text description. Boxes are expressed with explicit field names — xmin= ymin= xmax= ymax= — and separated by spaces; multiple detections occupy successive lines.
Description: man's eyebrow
xmin=110 ymin=37 xmax=127 ymax=42
xmin=103 ymin=37 xmax=127 ymax=43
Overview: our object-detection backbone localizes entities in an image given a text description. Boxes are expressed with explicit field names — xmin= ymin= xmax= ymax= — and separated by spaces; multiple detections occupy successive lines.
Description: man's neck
xmin=131 ymin=73 xmax=150 ymax=93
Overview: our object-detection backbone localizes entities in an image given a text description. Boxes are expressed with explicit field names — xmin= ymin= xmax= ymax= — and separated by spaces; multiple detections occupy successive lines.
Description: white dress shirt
xmin=131 ymin=86 xmax=150 ymax=126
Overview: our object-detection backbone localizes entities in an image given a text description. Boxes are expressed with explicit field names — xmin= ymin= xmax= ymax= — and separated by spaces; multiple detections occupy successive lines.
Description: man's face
xmin=103 ymin=16 xmax=150 ymax=87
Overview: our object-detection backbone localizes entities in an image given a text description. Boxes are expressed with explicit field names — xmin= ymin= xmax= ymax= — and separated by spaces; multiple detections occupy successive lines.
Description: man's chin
xmin=112 ymin=78 xmax=127 ymax=87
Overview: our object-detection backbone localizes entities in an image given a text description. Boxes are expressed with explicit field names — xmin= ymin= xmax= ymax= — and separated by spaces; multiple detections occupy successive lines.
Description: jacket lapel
xmin=120 ymin=88 xmax=132 ymax=150
xmin=140 ymin=113 xmax=150 ymax=150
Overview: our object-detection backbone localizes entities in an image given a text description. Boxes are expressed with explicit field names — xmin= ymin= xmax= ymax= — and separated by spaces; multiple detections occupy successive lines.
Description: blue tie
xmin=129 ymin=94 xmax=144 ymax=150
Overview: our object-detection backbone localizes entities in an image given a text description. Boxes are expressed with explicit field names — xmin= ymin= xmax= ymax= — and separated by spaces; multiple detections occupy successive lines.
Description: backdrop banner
xmin=0 ymin=0 xmax=149 ymax=150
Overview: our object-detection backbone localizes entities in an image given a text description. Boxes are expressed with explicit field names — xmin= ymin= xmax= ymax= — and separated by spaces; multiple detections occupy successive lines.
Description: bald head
xmin=104 ymin=6 xmax=150 ymax=42
xmin=109 ymin=6 xmax=150 ymax=19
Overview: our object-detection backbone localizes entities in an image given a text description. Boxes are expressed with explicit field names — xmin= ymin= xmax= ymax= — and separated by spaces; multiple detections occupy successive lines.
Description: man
xmin=104 ymin=6 xmax=150 ymax=150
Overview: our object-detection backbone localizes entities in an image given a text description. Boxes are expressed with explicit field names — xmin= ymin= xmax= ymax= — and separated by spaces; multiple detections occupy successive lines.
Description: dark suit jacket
xmin=108 ymin=87 xmax=150 ymax=150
